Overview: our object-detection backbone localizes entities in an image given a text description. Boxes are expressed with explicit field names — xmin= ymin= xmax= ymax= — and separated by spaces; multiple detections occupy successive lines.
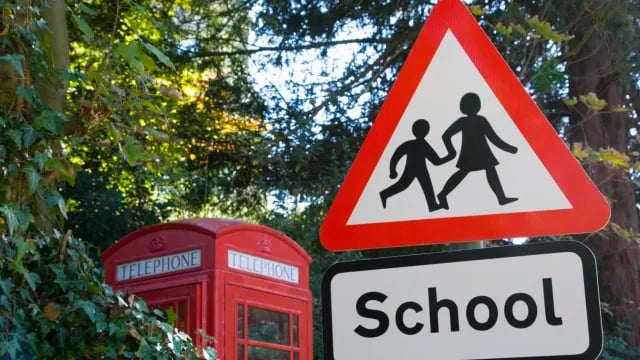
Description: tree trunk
xmin=40 ymin=0 xmax=69 ymax=112
xmin=565 ymin=1 xmax=640 ymax=347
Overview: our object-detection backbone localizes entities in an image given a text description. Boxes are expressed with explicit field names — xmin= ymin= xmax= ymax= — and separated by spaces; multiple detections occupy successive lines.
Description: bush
xmin=0 ymin=231 xmax=216 ymax=359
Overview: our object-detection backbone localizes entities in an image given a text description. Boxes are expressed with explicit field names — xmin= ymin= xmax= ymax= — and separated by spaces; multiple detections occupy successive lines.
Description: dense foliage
xmin=0 ymin=230 xmax=216 ymax=359
xmin=0 ymin=0 xmax=217 ymax=357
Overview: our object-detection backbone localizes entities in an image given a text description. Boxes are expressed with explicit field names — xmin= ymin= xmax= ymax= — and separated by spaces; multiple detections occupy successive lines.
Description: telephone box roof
xmin=101 ymin=217 xmax=311 ymax=264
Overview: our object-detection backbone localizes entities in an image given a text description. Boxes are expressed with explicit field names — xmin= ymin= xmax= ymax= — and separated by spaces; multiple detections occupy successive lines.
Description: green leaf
xmin=0 ymin=338 xmax=20 ymax=360
xmin=79 ymin=3 xmax=97 ymax=16
xmin=120 ymin=138 xmax=150 ymax=165
xmin=33 ymin=110 xmax=65 ymax=136
xmin=22 ymin=166 xmax=41 ymax=195
xmin=145 ymin=126 xmax=170 ymax=141
xmin=495 ymin=22 xmax=513 ymax=36
xmin=469 ymin=4 xmax=485 ymax=16
xmin=166 ymin=306 xmax=176 ymax=326
xmin=21 ymin=124 xmax=37 ymax=148
xmin=136 ymin=299 xmax=148 ymax=313
xmin=598 ymin=149 xmax=629 ymax=168
xmin=11 ymin=236 xmax=32 ymax=265
xmin=44 ymin=158 xmax=73 ymax=179
xmin=527 ymin=15 xmax=573 ymax=42
xmin=115 ymin=41 xmax=145 ymax=73
xmin=0 ymin=276 xmax=14 ymax=295
xmin=7 ymin=129 xmax=23 ymax=148
xmin=580 ymin=92 xmax=607 ymax=111
xmin=15 ymin=86 xmax=38 ymax=107
xmin=202 ymin=348 xmax=218 ymax=360
xmin=14 ymin=263 xmax=41 ymax=290
xmin=137 ymin=50 xmax=158 ymax=72
xmin=76 ymin=300 xmax=97 ymax=323
xmin=71 ymin=13 xmax=94 ymax=43
xmin=0 ymin=205 xmax=33 ymax=234
xmin=0 ymin=54 xmax=25 ymax=77
xmin=142 ymin=41 xmax=175 ymax=69
xmin=45 ymin=191 xmax=67 ymax=218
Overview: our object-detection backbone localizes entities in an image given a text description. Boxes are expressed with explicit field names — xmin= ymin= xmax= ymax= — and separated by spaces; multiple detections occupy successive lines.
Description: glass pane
xmin=237 ymin=344 xmax=245 ymax=360
xmin=248 ymin=306 xmax=290 ymax=345
xmin=177 ymin=301 xmax=187 ymax=332
xmin=237 ymin=304 xmax=245 ymax=338
xmin=293 ymin=352 xmax=299 ymax=360
xmin=248 ymin=346 xmax=289 ymax=360
xmin=293 ymin=315 xmax=299 ymax=347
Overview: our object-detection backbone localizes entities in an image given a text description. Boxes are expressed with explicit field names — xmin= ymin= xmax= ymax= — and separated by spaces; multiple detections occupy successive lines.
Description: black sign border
xmin=322 ymin=241 xmax=602 ymax=360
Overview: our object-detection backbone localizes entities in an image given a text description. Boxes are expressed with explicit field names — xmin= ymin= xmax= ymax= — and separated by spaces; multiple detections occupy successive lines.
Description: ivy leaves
xmin=0 ymin=232 xmax=214 ymax=359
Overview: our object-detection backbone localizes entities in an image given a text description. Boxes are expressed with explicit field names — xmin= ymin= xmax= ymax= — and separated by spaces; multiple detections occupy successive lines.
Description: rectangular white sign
xmin=117 ymin=249 xmax=201 ymax=282
xmin=322 ymin=241 xmax=602 ymax=360
xmin=228 ymin=250 xmax=299 ymax=284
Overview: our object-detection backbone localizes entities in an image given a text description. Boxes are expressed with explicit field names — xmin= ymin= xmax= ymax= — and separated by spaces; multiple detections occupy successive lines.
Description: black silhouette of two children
xmin=380 ymin=92 xmax=518 ymax=211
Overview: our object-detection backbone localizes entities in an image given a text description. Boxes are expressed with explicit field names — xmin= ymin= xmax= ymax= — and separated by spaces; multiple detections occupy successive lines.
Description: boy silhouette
xmin=380 ymin=119 xmax=452 ymax=211
xmin=437 ymin=92 xmax=518 ymax=209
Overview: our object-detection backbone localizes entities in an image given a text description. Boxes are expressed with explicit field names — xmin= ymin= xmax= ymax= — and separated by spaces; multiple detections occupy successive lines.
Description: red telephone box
xmin=101 ymin=218 xmax=313 ymax=360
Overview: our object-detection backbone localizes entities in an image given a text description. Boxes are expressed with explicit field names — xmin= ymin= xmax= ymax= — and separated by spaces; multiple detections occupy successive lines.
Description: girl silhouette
xmin=437 ymin=92 xmax=518 ymax=209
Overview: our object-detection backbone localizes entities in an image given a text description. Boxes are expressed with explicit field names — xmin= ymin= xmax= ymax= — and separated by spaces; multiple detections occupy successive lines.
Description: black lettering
xmin=144 ymin=260 xmax=152 ymax=275
xmin=229 ymin=251 xmax=239 ymax=267
xmin=170 ymin=256 xmax=181 ymax=270
xmin=466 ymin=296 xmax=498 ymax=331
xmin=428 ymin=287 xmax=459 ymax=333
xmin=128 ymin=263 xmax=136 ymax=279
xmin=543 ymin=278 xmax=563 ymax=325
xmin=504 ymin=293 xmax=537 ymax=328
xmin=395 ymin=301 xmax=424 ymax=335
xmin=153 ymin=259 xmax=161 ymax=273
xmin=119 ymin=265 xmax=127 ymax=281
xmin=354 ymin=292 xmax=389 ymax=338
xmin=281 ymin=266 xmax=291 ymax=280
xmin=135 ymin=262 xmax=143 ymax=278
xmin=181 ymin=253 xmax=190 ymax=266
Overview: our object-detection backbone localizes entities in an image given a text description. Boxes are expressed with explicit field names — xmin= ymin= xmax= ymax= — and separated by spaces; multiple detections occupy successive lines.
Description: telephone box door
xmin=225 ymin=285 xmax=310 ymax=360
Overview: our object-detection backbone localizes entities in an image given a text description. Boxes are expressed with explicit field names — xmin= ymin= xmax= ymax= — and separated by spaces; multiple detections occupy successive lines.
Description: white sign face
xmin=348 ymin=30 xmax=571 ymax=226
xmin=228 ymin=250 xmax=300 ymax=284
xmin=322 ymin=242 xmax=602 ymax=359
xmin=117 ymin=249 xmax=201 ymax=282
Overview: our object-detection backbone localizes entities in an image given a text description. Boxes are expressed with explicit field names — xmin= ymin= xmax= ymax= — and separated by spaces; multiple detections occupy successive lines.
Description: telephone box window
xmin=149 ymin=299 xmax=188 ymax=333
xmin=237 ymin=302 xmax=301 ymax=359
xmin=237 ymin=345 xmax=244 ymax=360
xmin=293 ymin=315 xmax=299 ymax=347
xmin=177 ymin=301 xmax=187 ymax=332
xmin=248 ymin=306 xmax=290 ymax=345
xmin=237 ymin=304 xmax=245 ymax=338
xmin=248 ymin=346 xmax=289 ymax=360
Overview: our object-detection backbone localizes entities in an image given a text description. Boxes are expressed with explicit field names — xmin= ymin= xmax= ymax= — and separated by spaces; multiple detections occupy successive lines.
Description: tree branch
xmin=175 ymin=37 xmax=392 ymax=62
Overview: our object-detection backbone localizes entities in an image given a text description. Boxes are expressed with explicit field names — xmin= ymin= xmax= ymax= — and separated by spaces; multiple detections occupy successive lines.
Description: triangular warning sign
xmin=320 ymin=0 xmax=610 ymax=251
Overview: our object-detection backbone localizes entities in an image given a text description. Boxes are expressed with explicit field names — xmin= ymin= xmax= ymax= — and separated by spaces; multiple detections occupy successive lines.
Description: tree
xmin=558 ymin=0 xmax=640 ymax=349
xmin=1 ymin=0 xmax=218 ymax=357
xmin=248 ymin=0 xmax=640 ymax=357
xmin=61 ymin=0 xmax=271 ymax=249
